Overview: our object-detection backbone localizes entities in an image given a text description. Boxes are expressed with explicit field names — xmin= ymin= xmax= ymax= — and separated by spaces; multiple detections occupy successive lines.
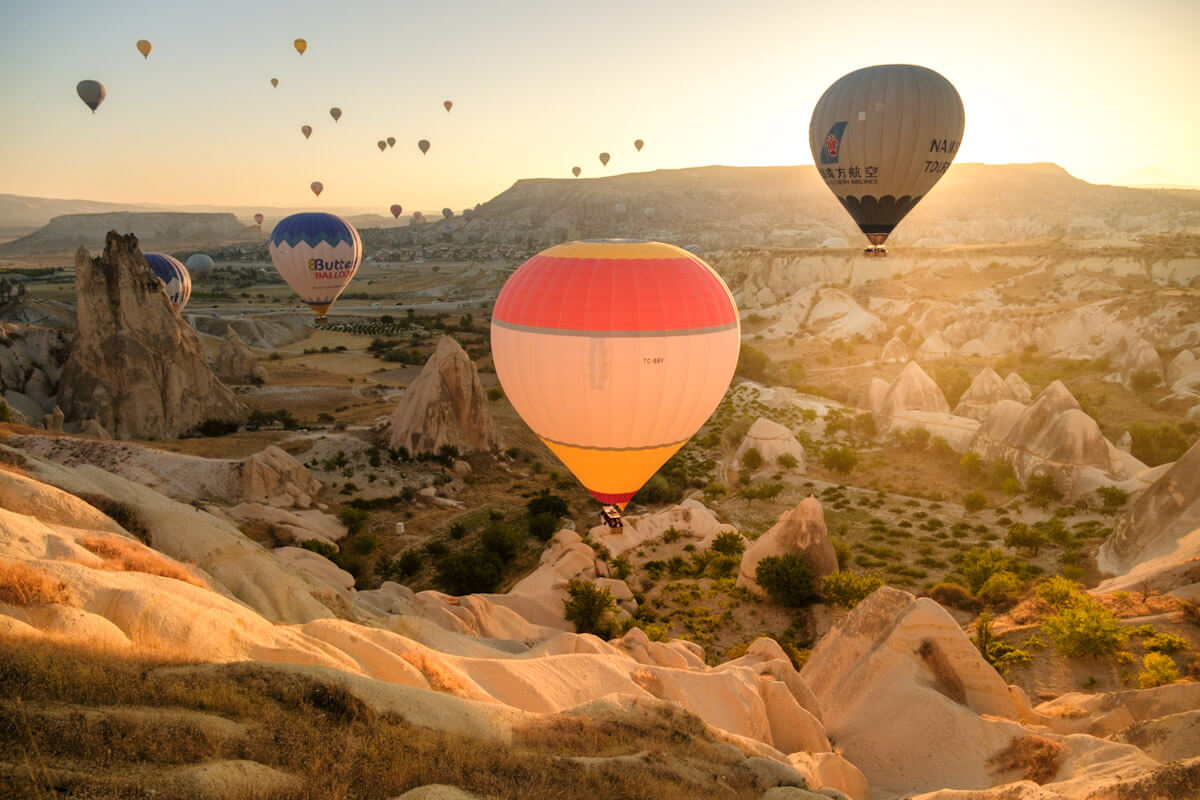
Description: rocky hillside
xmin=0 ymin=212 xmax=253 ymax=256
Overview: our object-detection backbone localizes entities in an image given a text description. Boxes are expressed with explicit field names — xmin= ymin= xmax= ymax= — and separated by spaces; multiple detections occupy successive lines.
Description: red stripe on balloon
xmin=493 ymin=254 xmax=737 ymax=333
xmin=589 ymin=489 xmax=637 ymax=505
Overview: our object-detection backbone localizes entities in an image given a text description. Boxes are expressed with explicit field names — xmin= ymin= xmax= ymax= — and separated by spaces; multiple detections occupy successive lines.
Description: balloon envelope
xmin=185 ymin=253 xmax=214 ymax=280
xmin=254 ymin=213 xmax=265 ymax=225
xmin=377 ymin=140 xmax=386 ymax=152
xmin=634 ymin=139 xmax=644 ymax=152
xmin=294 ymin=38 xmax=307 ymax=54
xmin=572 ymin=166 xmax=581 ymax=177
xmin=268 ymin=212 xmax=362 ymax=318
xmin=76 ymin=80 xmax=106 ymax=112
xmin=310 ymin=182 xmax=323 ymax=196
xmin=442 ymin=208 xmax=453 ymax=220
xmin=599 ymin=152 xmax=610 ymax=166
xmin=418 ymin=139 xmax=430 ymax=154
xmin=136 ymin=40 xmax=152 ymax=59
xmin=809 ymin=63 xmax=964 ymax=246
xmin=301 ymin=125 xmax=312 ymax=139
xmin=390 ymin=204 xmax=403 ymax=218
xmin=386 ymin=136 xmax=395 ymax=148
xmin=145 ymin=253 xmax=192 ymax=312
xmin=330 ymin=107 xmax=341 ymax=122
xmin=492 ymin=241 xmax=739 ymax=508
xmin=443 ymin=100 xmax=452 ymax=112
xmin=270 ymin=78 xmax=278 ymax=87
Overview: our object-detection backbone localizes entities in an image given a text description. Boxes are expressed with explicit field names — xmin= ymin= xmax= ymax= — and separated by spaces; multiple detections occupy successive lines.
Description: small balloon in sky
xmin=330 ymin=107 xmax=342 ymax=122
xmin=294 ymin=38 xmax=307 ymax=55
xmin=301 ymin=125 xmax=312 ymax=139
xmin=254 ymin=213 xmax=265 ymax=225
xmin=442 ymin=208 xmax=453 ymax=220
xmin=270 ymin=77 xmax=279 ymax=88
xmin=136 ymin=40 xmax=152 ymax=59
xmin=444 ymin=100 xmax=453 ymax=112
xmin=386 ymin=136 xmax=395 ymax=148
xmin=76 ymin=80 xmax=106 ymax=113
xmin=390 ymin=204 xmax=403 ymax=218
xmin=377 ymin=140 xmax=387 ymax=152
xmin=418 ymin=139 xmax=430 ymax=155
xmin=599 ymin=152 xmax=610 ymax=167
xmin=634 ymin=139 xmax=644 ymax=152
xmin=572 ymin=166 xmax=581 ymax=177
xmin=310 ymin=181 xmax=323 ymax=197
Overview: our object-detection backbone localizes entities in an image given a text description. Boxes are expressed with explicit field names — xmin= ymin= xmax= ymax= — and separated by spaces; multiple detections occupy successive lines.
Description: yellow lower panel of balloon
xmin=309 ymin=303 xmax=331 ymax=317
xmin=540 ymin=437 xmax=684 ymax=507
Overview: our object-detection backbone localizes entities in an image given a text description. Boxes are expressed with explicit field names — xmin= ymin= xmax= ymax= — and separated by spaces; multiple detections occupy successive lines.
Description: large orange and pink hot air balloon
xmin=491 ymin=240 xmax=740 ymax=509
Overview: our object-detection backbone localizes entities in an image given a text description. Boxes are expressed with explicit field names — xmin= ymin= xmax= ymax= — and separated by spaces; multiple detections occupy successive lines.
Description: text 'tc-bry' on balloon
xmin=808 ymin=63 xmax=964 ymax=249
xmin=443 ymin=100 xmax=452 ymax=112
xmin=572 ymin=166 xmax=581 ymax=177
xmin=76 ymin=80 xmax=106 ymax=113
xmin=136 ymin=40 xmax=152 ymax=59
xmin=145 ymin=253 xmax=192 ymax=313
xmin=268 ymin=212 xmax=362 ymax=319
xmin=294 ymin=38 xmax=307 ymax=55
xmin=634 ymin=139 xmax=643 ymax=152
xmin=310 ymin=181 xmax=323 ymax=197
xmin=491 ymin=240 xmax=740 ymax=510
xmin=301 ymin=125 xmax=313 ymax=139
xmin=386 ymin=136 xmax=395 ymax=148
xmin=418 ymin=139 xmax=430 ymax=155
xmin=599 ymin=152 xmax=610 ymax=167
xmin=330 ymin=107 xmax=341 ymax=122
xmin=390 ymin=204 xmax=403 ymax=218
xmin=270 ymin=77 xmax=278 ymax=88
xmin=377 ymin=140 xmax=386 ymax=152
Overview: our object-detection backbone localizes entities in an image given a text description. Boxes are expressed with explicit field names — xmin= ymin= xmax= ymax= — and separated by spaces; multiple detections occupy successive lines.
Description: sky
xmin=1 ymin=0 xmax=1198 ymax=212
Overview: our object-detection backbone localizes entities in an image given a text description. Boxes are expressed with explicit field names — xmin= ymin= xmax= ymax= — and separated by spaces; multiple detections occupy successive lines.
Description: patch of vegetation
xmin=822 ymin=570 xmax=883 ymax=609
xmin=1137 ymin=652 xmax=1180 ymax=688
xmin=1041 ymin=597 xmax=1128 ymax=658
xmin=1128 ymin=422 xmax=1191 ymax=466
xmin=299 ymin=539 xmax=339 ymax=559
xmin=564 ymin=580 xmax=618 ymax=638
xmin=754 ymin=554 xmax=819 ymax=606
xmin=988 ymin=735 xmax=1063 ymax=784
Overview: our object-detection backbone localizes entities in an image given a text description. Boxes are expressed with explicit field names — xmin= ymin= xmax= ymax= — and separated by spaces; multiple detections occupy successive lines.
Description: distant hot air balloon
xmin=634 ymin=139 xmax=644 ymax=152
xmin=418 ymin=139 xmax=430 ymax=155
xmin=254 ymin=213 xmax=265 ymax=226
xmin=599 ymin=152 xmax=610 ymax=167
xmin=386 ymin=136 xmax=395 ymax=148
xmin=492 ymin=241 xmax=739 ymax=509
xmin=330 ymin=107 xmax=342 ymax=122
xmin=442 ymin=208 xmax=453 ymax=220
xmin=809 ymin=64 xmax=964 ymax=254
xmin=614 ymin=202 xmax=627 ymax=215
xmin=76 ymin=80 xmax=106 ymax=113
xmin=186 ymin=253 xmax=214 ymax=282
xmin=301 ymin=125 xmax=313 ymax=139
xmin=572 ymin=166 xmax=581 ymax=178
xmin=268 ymin=212 xmax=362 ymax=319
xmin=643 ymin=207 xmax=657 ymax=219
xmin=390 ymin=204 xmax=403 ymax=218
xmin=270 ymin=77 xmax=279 ymax=88
xmin=136 ymin=40 xmax=152 ymax=59
xmin=411 ymin=212 xmax=425 ymax=224
xmin=377 ymin=140 xmax=386 ymax=152
xmin=310 ymin=181 xmax=323 ymax=197
xmin=443 ymin=100 xmax=453 ymax=112
xmin=294 ymin=38 xmax=307 ymax=55
xmin=145 ymin=253 xmax=192 ymax=312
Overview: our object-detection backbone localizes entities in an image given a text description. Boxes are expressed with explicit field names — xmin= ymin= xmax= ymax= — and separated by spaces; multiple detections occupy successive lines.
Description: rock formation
xmin=733 ymin=417 xmax=807 ymax=472
xmin=879 ymin=336 xmax=907 ymax=363
xmin=388 ymin=336 xmax=498 ymax=456
xmin=877 ymin=360 xmax=950 ymax=420
xmin=915 ymin=332 xmax=955 ymax=361
xmin=1166 ymin=348 xmax=1198 ymax=385
xmin=952 ymin=367 xmax=1020 ymax=420
xmin=1004 ymin=371 xmax=1033 ymax=402
xmin=591 ymin=499 xmax=738 ymax=557
xmin=57 ymin=232 xmax=244 ymax=439
xmin=213 ymin=327 xmax=267 ymax=384
xmin=738 ymin=496 xmax=837 ymax=596
xmin=0 ymin=322 xmax=70 ymax=426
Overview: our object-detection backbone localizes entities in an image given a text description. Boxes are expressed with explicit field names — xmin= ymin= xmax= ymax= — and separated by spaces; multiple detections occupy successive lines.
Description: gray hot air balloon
xmin=809 ymin=64 xmax=964 ymax=255
xmin=572 ymin=166 xmax=581 ymax=177
xmin=599 ymin=152 xmax=610 ymax=167
xmin=386 ymin=136 xmax=395 ymax=148
xmin=76 ymin=80 xmax=106 ymax=113
xmin=330 ymin=107 xmax=342 ymax=122
xmin=634 ymin=139 xmax=644 ymax=152
xmin=186 ymin=253 xmax=214 ymax=281
xmin=377 ymin=140 xmax=386 ymax=152
xmin=418 ymin=139 xmax=430 ymax=155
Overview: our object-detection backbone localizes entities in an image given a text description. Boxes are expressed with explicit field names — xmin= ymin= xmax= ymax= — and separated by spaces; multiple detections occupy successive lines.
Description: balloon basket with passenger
xmin=599 ymin=505 xmax=624 ymax=529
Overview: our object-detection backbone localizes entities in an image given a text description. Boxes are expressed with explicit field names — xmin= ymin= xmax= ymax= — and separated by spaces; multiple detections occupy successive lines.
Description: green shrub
xmin=822 ymin=570 xmax=883 ymax=609
xmin=1130 ymin=370 xmax=1161 ymax=392
xmin=702 ymin=483 xmax=727 ymax=501
xmin=610 ymin=555 xmax=632 ymax=580
xmin=742 ymin=481 xmax=783 ymax=503
xmin=927 ymin=582 xmax=980 ymax=612
xmin=299 ymin=539 xmax=338 ymax=559
xmin=1095 ymin=486 xmax=1128 ymax=513
xmin=1128 ymin=422 xmax=1190 ymax=466
xmin=963 ymin=491 xmax=987 ymax=513
xmin=979 ymin=571 xmax=1024 ymax=609
xmin=710 ymin=531 xmax=746 ymax=557
xmin=528 ymin=512 xmax=558 ymax=541
xmin=741 ymin=448 xmax=764 ymax=471
xmin=634 ymin=473 xmax=682 ymax=505
xmin=1026 ymin=474 xmax=1064 ymax=508
xmin=564 ymin=580 xmax=616 ymax=637
xmin=527 ymin=489 xmax=568 ymax=518
xmin=754 ymin=554 xmax=819 ymax=606
xmin=435 ymin=551 xmax=503 ymax=594
xmin=974 ymin=611 xmax=1033 ymax=673
xmin=1005 ymin=523 xmax=1047 ymax=556
xmin=196 ymin=418 xmax=239 ymax=437
xmin=338 ymin=507 xmax=369 ymax=535
xmin=931 ymin=365 xmax=971 ymax=407
xmin=777 ymin=453 xmax=799 ymax=469
xmin=1042 ymin=599 xmax=1128 ymax=658
xmin=486 ymin=386 xmax=504 ymax=402
xmin=1036 ymin=576 xmax=1083 ymax=609
xmin=1142 ymin=632 xmax=1189 ymax=655
xmin=1137 ymin=652 xmax=1180 ymax=688
xmin=480 ymin=523 xmax=525 ymax=562
xmin=821 ymin=446 xmax=859 ymax=475
xmin=961 ymin=546 xmax=1011 ymax=594
xmin=737 ymin=343 xmax=770 ymax=382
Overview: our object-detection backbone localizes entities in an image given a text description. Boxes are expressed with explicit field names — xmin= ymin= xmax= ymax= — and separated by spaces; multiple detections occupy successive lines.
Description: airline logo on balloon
xmin=307 ymin=257 xmax=356 ymax=278
xmin=820 ymin=122 xmax=847 ymax=164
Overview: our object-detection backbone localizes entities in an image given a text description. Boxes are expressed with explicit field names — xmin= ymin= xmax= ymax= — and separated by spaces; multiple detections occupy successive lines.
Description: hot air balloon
xmin=442 ymin=208 xmax=453 ymax=220
xmin=643 ymin=207 xmax=657 ymax=219
xmin=254 ymin=213 xmax=265 ymax=226
xmin=377 ymin=140 xmax=386 ymax=152
xmin=572 ymin=166 xmax=581 ymax=178
xmin=310 ymin=182 xmax=323 ymax=197
xmin=418 ymin=139 xmax=430 ymax=155
xmin=599 ymin=152 xmax=610 ymax=167
xmin=301 ymin=125 xmax=313 ymax=139
xmin=614 ymin=202 xmax=627 ymax=215
xmin=411 ymin=212 xmax=425 ymax=224
xmin=386 ymin=136 xmax=395 ymax=148
xmin=330 ymin=107 xmax=342 ymax=122
xmin=136 ymin=40 xmax=152 ymax=59
xmin=809 ymin=64 xmax=964 ymax=256
xmin=145 ymin=253 xmax=192 ymax=312
xmin=76 ymin=80 xmax=106 ymax=113
xmin=390 ymin=204 xmax=403 ymax=218
xmin=294 ymin=38 xmax=307 ymax=55
xmin=634 ymin=139 xmax=644 ymax=152
xmin=270 ymin=78 xmax=279 ymax=88
xmin=492 ymin=241 xmax=739 ymax=510
xmin=268 ymin=213 xmax=362 ymax=320
xmin=186 ymin=253 xmax=214 ymax=282
xmin=443 ymin=100 xmax=453 ymax=112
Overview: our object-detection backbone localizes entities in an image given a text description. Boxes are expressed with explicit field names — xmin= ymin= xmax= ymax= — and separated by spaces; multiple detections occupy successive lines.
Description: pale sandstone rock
xmin=213 ymin=326 xmax=267 ymax=384
xmin=733 ymin=417 xmax=807 ymax=472
xmin=879 ymin=336 xmax=907 ymax=364
xmin=953 ymin=367 xmax=1019 ymax=421
xmin=591 ymin=499 xmax=737 ymax=556
xmin=738 ymin=497 xmax=837 ymax=596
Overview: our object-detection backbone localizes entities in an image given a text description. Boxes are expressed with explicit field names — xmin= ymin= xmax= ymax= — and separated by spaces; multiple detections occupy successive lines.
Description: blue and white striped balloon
xmin=145 ymin=253 xmax=192 ymax=313
xmin=268 ymin=212 xmax=362 ymax=318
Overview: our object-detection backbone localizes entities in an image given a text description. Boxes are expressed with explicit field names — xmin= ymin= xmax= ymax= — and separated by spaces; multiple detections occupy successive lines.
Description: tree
xmin=1035 ymin=576 xmax=1083 ymax=609
xmin=963 ymin=491 xmax=988 ymax=514
xmin=961 ymin=546 xmax=1011 ymax=594
xmin=564 ymin=580 xmax=616 ymax=637
xmin=822 ymin=445 xmax=859 ymax=475
xmin=737 ymin=343 xmax=770 ymax=382
xmin=742 ymin=481 xmax=783 ymax=504
xmin=1128 ymin=423 xmax=1190 ymax=466
xmin=527 ymin=489 xmax=568 ymax=518
xmin=822 ymin=570 xmax=883 ymax=609
xmin=480 ymin=523 xmax=525 ymax=562
xmin=973 ymin=611 xmax=1032 ymax=673
xmin=1004 ymin=523 xmax=1047 ymax=556
xmin=435 ymin=551 xmax=502 ymax=595
xmin=1026 ymin=474 xmax=1063 ymax=508
xmin=1041 ymin=598 xmax=1127 ymax=658
xmin=710 ymin=531 xmax=746 ymax=557
xmin=755 ymin=554 xmax=819 ymax=606
xmin=777 ymin=452 xmax=798 ymax=470
xmin=528 ymin=512 xmax=558 ymax=541
xmin=741 ymin=447 xmax=764 ymax=471
xmin=338 ymin=507 xmax=368 ymax=535
xmin=1096 ymin=486 xmax=1128 ymax=514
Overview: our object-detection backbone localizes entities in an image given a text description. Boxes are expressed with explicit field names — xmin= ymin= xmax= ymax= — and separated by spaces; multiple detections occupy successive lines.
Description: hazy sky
xmin=1 ymin=0 xmax=1197 ymax=211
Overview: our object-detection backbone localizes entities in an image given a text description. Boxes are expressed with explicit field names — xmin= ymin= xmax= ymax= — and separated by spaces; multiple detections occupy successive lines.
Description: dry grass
xmin=988 ymin=735 xmax=1064 ymax=784
xmin=0 ymin=637 xmax=768 ymax=800
xmin=0 ymin=560 xmax=72 ymax=606
xmin=75 ymin=493 xmax=153 ymax=544
xmin=78 ymin=535 xmax=206 ymax=588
